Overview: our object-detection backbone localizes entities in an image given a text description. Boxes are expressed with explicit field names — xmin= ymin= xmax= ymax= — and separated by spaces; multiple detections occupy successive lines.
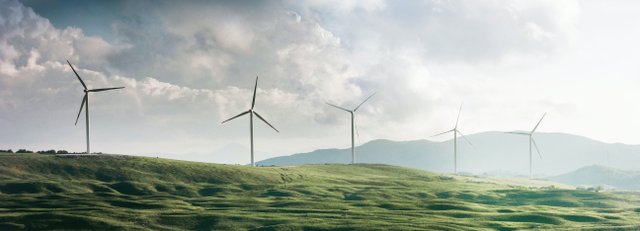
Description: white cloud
xmin=304 ymin=0 xmax=387 ymax=13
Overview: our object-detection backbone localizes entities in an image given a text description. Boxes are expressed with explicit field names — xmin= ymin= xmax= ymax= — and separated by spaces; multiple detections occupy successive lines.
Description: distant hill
xmin=2 ymin=153 xmax=640 ymax=229
xmin=549 ymin=165 xmax=640 ymax=189
xmin=258 ymin=132 xmax=640 ymax=176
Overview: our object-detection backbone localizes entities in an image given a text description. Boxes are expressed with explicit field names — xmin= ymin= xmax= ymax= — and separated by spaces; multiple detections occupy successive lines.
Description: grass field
xmin=1 ymin=153 xmax=640 ymax=230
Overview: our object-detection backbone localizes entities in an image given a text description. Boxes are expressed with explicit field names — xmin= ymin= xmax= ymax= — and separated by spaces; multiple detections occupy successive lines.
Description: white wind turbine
xmin=432 ymin=104 xmax=472 ymax=174
xmin=506 ymin=113 xmax=546 ymax=179
xmin=221 ymin=76 xmax=279 ymax=167
xmin=327 ymin=93 xmax=376 ymax=164
xmin=68 ymin=60 xmax=125 ymax=155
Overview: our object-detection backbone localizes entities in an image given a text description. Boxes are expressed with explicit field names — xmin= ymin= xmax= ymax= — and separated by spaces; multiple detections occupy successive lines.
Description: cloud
xmin=294 ymin=0 xmax=579 ymax=64
xmin=304 ymin=0 xmax=387 ymax=13
xmin=0 ymin=1 xmax=129 ymax=74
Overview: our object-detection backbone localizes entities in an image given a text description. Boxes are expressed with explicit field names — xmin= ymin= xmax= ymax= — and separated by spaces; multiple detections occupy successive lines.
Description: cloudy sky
xmin=2 ymin=0 xmax=640 ymax=164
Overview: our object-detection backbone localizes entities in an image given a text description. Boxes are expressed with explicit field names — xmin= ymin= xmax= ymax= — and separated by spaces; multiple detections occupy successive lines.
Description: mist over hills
xmin=258 ymin=132 xmax=640 ymax=177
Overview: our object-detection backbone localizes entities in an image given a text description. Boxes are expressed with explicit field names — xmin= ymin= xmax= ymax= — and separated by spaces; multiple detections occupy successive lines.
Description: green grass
xmin=1 ymin=153 xmax=640 ymax=230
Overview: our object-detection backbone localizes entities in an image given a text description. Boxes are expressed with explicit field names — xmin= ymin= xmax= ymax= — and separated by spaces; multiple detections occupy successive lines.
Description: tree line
xmin=0 ymin=149 xmax=88 ymax=154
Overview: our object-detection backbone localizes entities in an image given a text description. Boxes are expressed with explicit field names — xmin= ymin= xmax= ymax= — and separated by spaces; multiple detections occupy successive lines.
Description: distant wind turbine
xmin=221 ymin=76 xmax=279 ymax=167
xmin=506 ymin=113 xmax=546 ymax=179
xmin=432 ymin=104 xmax=473 ymax=174
xmin=327 ymin=92 xmax=376 ymax=164
xmin=68 ymin=60 xmax=125 ymax=155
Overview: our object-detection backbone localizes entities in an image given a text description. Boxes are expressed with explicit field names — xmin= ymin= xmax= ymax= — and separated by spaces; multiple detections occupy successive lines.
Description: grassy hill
xmin=1 ymin=153 xmax=640 ymax=230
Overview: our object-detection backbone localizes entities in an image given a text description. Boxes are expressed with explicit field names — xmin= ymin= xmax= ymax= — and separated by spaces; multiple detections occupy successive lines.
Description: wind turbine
xmin=68 ymin=60 xmax=125 ymax=155
xmin=326 ymin=92 xmax=376 ymax=164
xmin=221 ymin=76 xmax=279 ymax=167
xmin=506 ymin=113 xmax=546 ymax=179
xmin=432 ymin=104 xmax=472 ymax=174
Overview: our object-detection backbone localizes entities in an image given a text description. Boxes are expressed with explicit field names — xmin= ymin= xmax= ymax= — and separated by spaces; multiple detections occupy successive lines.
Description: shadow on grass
xmin=494 ymin=214 xmax=563 ymax=225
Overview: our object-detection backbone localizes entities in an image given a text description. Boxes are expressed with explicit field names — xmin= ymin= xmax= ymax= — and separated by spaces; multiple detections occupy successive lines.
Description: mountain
xmin=550 ymin=165 xmax=640 ymax=189
xmin=258 ymin=132 xmax=640 ymax=176
xmin=2 ymin=153 xmax=640 ymax=230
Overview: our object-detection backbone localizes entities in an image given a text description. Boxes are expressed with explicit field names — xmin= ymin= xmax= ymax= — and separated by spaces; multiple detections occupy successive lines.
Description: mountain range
xmin=549 ymin=165 xmax=640 ymax=189
xmin=258 ymin=132 xmax=640 ymax=177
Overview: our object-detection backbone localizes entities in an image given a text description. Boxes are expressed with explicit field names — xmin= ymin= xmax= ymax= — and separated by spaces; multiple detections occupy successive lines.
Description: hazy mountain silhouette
xmin=258 ymin=132 xmax=640 ymax=176
xmin=549 ymin=165 xmax=640 ymax=189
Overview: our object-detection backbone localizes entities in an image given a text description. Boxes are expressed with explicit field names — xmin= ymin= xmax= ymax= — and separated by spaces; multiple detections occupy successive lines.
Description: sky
xmin=2 ymin=0 xmax=640 ymax=164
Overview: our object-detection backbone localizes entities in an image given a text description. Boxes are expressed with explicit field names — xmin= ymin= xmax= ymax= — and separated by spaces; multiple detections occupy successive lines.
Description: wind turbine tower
xmin=327 ymin=93 xmax=376 ymax=164
xmin=432 ymin=104 xmax=472 ymax=174
xmin=221 ymin=76 xmax=279 ymax=167
xmin=506 ymin=113 xmax=546 ymax=179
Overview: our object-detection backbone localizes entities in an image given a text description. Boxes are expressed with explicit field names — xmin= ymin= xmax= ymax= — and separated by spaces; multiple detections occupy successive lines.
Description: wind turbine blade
xmin=88 ymin=87 xmax=125 ymax=92
xmin=221 ymin=110 xmax=250 ymax=124
xmin=253 ymin=111 xmax=279 ymax=132
xmin=67 ymin=60 xmax=87 ymax=90
xmin=432 ymin=129 xmax=455 ymax=137
xmin=505 ymin=131 xmax=530 ymax=136
xmin=455 ymin=103 xmax=463 ymax=128
xmin=456 ymin=129 xmax=473 ymax=146
xmin=326 ymin=103 xmax=351 ymax=112
xmin=75 ymin=94 xmax=87 ymax=125
xmin=532 ymin=137 xmax=542 ymax=158
xmin=251 ymin=76 xmax=258 ymax=109
xmin=531 ymin=112 xmax=547 ymax=133
xmin=354 ymin=92 xmax=376 ymax=111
